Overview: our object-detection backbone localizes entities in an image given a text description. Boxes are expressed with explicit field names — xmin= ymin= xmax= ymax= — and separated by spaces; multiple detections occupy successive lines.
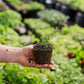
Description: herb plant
xmin=0 ymin=10 xmax=22 ymax=29
xmin=38 ymin=9 xmax=69 ymax=26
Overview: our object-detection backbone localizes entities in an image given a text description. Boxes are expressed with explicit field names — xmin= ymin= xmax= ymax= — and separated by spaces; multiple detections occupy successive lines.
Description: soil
xmin=34 ymin=43 xmax=53 ymax=64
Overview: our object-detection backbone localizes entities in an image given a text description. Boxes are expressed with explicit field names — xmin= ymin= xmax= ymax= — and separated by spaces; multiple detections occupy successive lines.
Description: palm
xmin=18 ymin=45 xmax=54 ymax=69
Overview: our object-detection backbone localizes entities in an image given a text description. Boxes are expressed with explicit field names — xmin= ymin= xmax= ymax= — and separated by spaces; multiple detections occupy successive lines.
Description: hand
xmin=17 ymin=45 xmax=54 ymax=69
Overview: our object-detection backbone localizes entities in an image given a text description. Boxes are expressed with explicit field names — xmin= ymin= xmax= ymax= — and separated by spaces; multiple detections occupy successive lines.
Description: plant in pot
xmin=34 ymin=37 xmax=53 ymax=64
xmin=33 ymin=29 xmax=58 ymax=64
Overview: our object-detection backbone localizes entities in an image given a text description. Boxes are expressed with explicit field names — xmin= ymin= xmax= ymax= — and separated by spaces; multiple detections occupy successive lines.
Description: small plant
xmin=38 ymin=9 xmax=69 ymax=27
xmin=34 ymin=29 xmax=58 ymax=64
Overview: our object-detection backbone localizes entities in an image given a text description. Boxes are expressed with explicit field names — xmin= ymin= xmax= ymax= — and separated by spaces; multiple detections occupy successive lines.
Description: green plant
xmin=62 ymin=25 xmax=84 ymax=42
xmin=7 ymin=0 xmax=45 ymax=10
xmin=0 ymin=10 xmax=22 ymax=30
xmin=3 ymin=63 xmax=48 ymax=84
xmin=58 ymin=0 xmax=84 ymax=11
xmin=24 ymin=18 xmax=54 ymax=38
xmin=0 ymin=25 xmax=23 ymax=47
xmin=38 ymin=9 xmax=69 ymax=26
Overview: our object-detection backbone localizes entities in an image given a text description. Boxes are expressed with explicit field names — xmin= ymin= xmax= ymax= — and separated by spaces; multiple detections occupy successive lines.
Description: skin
xmin=0 ymin=45 xmax=54 ymax=69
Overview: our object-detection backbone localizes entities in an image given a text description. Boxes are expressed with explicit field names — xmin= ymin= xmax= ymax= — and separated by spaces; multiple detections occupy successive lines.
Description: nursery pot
xmin=34 ymin=43 xmax=53 ymax=64
xmin=76 ymin=12 xmax=84 ymax=27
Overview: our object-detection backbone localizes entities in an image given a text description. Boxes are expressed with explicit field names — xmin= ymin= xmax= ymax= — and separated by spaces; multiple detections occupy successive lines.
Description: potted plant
xmin=33 ymin=29 xmax=58 ymax=64
xmin=33 ymin=28 xmax=59 ymax=64
xmin=34 ymin=42 xmax=53 ymax=64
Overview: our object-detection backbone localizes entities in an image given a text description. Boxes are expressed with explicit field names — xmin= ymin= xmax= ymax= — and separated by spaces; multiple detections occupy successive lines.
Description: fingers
xmin=50 ymin=61 xmax=54 ymax=65
xmin=27 ymin=61 xmax=54 ymax=69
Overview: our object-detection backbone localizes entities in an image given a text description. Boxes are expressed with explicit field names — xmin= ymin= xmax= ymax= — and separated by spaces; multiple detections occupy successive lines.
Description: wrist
xmin=1 ymin=47 xmax=22 ymax=63
xmin=6 ymin=47 xmax=22 ymax=63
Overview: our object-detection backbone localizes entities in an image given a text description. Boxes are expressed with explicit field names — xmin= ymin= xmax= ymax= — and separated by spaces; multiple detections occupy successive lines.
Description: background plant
xmin=24 ymin=18 xmax=54 ymax=38
xmin=38 ymin=9 xmax=69 ymax=26
xmin=7 ymin=0 xmax=45 ymax=10
xmin=0 ymin=25 xmax=23 ymax=47
xmin=58 ymin=0 xmax=84 ymax=11
xmin=0 ymin=10 xmax=22 ymax=30
xmin=0 ymin=2 xmax=6 ymax=11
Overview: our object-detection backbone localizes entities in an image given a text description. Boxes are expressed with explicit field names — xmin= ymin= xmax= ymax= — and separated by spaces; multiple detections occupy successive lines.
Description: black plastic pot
xmin=76 ymin=12 xmax=84 ymax=27
xmin=61 ymin=5 xmax=77 ymax=21
xmin=34 ymin=43 xmax=53 ymax=64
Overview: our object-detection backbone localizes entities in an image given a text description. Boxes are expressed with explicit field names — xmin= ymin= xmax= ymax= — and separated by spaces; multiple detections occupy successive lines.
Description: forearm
xmin=0 ymin=45 xmax=21 ymax=63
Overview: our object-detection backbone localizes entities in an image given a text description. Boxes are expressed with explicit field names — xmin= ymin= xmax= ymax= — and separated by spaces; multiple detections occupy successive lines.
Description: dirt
xmin=34 ymin=43 xmax=53 ymax=64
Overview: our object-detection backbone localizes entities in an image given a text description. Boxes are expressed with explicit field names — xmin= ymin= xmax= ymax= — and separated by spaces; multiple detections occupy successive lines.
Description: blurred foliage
xmin=58 ymin=0 xmax=84 ymax=11
xmin=0 ymin=2 xmax=6 ymax=11
xmin=0 ymin=25 xmax=23 ymax=47
xmin=7 ymin=0 xmax=45 ymax=10
xmin=38 ymin=9 xmax=69 ymax=26
xmin=0 ymin=10 xmax=22 ymax=30
xmin=24 ymin=18 xmax=54 ymax=37
xmin=61 ymin=25 xmax=84 ymax=65
xmin=0 ymin=3 xmax=83 ymax=83
xmin=62 ymin=25 xmax=84 ymax=42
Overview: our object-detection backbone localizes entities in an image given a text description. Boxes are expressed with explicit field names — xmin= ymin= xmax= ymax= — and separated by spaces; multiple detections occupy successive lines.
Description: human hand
xmin=17 ymin=45 xmax=54 ymax=69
